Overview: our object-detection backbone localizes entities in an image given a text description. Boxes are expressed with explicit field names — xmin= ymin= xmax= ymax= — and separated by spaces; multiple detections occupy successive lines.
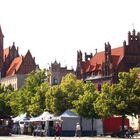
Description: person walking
xmin=54 ymin=121 xmax=61 ymax=139
xmin=75 ymin=122 xmax=81 ymax=138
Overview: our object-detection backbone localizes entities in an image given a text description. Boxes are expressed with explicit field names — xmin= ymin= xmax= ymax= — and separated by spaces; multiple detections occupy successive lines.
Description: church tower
xmin=126 ymin=29 xmax=140 ymax=55
xmin=0 ymin=26 xmax=4 ymax=69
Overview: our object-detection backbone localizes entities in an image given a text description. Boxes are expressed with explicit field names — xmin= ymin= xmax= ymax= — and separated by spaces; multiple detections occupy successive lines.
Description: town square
xmin=1 ymin=0 xmax=140 ymax=139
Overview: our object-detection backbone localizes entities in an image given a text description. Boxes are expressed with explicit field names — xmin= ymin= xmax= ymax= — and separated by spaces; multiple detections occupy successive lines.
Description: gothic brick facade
xmin=0 ymin=25 xmax=36 ymax=79
xmin=76 ymin=29 xmax=140 ymax=90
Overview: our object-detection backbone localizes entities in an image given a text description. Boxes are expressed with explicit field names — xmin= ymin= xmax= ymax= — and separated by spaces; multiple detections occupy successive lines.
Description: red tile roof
xmin=111 ymin=46 xmax=124 ymax=65
xmin=3 ymin=48 xmax=9 ymax=61
xmin=82 ymin=46 xmax=124 ymax=73
xmin=6 ymin=56 xmax=23 ymax=76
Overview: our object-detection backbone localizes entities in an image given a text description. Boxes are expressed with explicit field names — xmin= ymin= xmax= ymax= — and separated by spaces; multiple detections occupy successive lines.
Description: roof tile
xmin=82 ymin=46 xmax=124 ymax=73
xmin=3 ymin=48 xmax=9 ymax=61
xmin=6 ymin=56 xmax=23 ymax=76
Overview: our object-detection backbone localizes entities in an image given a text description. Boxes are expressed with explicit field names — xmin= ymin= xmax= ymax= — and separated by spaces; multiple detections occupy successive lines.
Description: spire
xmin=123 ymin=40 xmax=126 ymax=46
xmin=13 ymin=42 xmax=15 ymax=46
xmin=95 ymin=48 xmax=97 ymax=54
xmin=132 ymin=28 xmax=136 ymax=36
xmin=0 ymin=25 xmax=4 ymax=37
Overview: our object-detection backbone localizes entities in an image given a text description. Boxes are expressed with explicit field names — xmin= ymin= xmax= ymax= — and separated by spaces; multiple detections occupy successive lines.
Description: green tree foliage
xmin=23 ymin=69 xmax=49 ymax=116
xmin=0 ymin=84 xmax=14 ymax=115
xmin=74 ymin=81 xmax=97 ymax=118
xmin=60 ymin=73 xmax=84 ymax=109
xmin=45 ymin=87 xmax=55 ymax=113
xmin=119 ymin=68 xmax=140 ymax=116
xmin=0 ymin=98 xmax=5 ymax=112
xmin=24 ymin=69 xmax=46 ymax=92
xmin=10 ymin=90 xmax=26 ymax=115
xmin=95 ymin=68 xmax=140 ymax=117
xmin=94 ymin=68 xmax=140 ymax=137
xmin=94 ymin=83 xmax=112 ymax=118
xmin=45 ymin=73 xmax=84 ymax=115
xmin=50 ymin=85 xmax=67 ymax=115
xmin=73 ymin=81 xmax=99 ymax=135
xmin=9 ymin=69 xmax=49 ymax=116
xmin=111 ymin=68 xmax=140 ymax=116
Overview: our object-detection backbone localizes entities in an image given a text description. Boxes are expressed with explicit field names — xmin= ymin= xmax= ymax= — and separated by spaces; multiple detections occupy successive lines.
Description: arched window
xmin=53 ymin=77 xmax=58 ymax=85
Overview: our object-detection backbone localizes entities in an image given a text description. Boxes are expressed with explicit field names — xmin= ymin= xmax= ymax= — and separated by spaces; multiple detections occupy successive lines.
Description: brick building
xmin=0 ymin=25 xmax=37 ymax=89
xmin=76 ymin=29 xmax=140 ymax=90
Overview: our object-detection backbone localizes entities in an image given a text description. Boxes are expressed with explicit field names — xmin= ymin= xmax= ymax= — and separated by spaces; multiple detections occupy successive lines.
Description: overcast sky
xmin=0 ymin=0 xmax=140 ymax=70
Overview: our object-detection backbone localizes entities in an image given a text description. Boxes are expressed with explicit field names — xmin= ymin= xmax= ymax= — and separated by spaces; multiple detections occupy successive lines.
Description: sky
xmin=0 ymin=0 xmax=140 ymax=70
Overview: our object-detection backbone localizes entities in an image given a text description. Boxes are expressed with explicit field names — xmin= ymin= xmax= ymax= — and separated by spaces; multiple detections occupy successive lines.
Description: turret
xmin=104 ymin=42 xmax=111 ymax=63
xmin=76 ymin=50 xmax=83 ymax=79
xmin=77 ymin=50 xmax=82 ymax=62
xmin=128 ymin=29 xmax=139 ymax=47
xmin=103 ymin=42 xmax=112 ymax=76
xmin=123 ymin=40 xmax=127 ymax=55
xmin=85 ymin=52 xmax=92 ymax=61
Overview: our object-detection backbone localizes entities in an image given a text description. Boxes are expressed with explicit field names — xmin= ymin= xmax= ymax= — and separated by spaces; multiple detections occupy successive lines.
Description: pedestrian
xmin=54 ymin=121 xmax=61 ymax=139
xmin=75 ymin=122 xmax=81 ymax=138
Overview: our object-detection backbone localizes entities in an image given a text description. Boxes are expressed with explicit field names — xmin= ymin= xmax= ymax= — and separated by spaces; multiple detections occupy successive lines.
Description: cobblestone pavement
xmin=0 ymin=135 xmax=140 ymax=140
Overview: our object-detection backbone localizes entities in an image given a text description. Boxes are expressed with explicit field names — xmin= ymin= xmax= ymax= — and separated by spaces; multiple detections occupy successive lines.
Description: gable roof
xmin=60 ymin=110 xmax=79 ymax=118
xmin=82 ymin=46 xmax=124 ymax=73
xmin=111 ymin=46 xmax=124 ymax=65
xmin=30 ymin=112 xmax=53 ymax=122
xmin=3 ymin=44 xmax=18 ymax=61
xmin=0 ymin=25 xmax=4 ymax=37
xmin=3 ymin=48 xmax=9 ymax=61
xmin=6 ymin=56 xmax=23 ymax=76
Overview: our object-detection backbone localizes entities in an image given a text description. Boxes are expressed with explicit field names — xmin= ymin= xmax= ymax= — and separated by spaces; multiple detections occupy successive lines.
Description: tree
xmin=9 ymin=69 xmax=49 ymax=116
xmin=10 ymin=90 xmax=25 ymax=116
xmin=24 ymin=69 xmax=46 ymax=92
xmin=94 ymin=68 xmax=140 ymax=137
xmin=60 ymin=73 xmax=84 ymax=109
xmin=45 ymin=73 xmax=84 ymax=115
xmin=45 ymin=87 xmax=55 ymax=113
xmin=45 ymin=85 xmax=70 ymax=115
xmin=123 ymin=68 xmax=140 ymax=116
xmin=74 ymin=81 xmax=99 ymax=136
xmin=0 ymin=84 xmax=14 ymax=115
xmin=94 ymin=83 xmax=112 ymax=118
xmin=114 ymin=68 xmax=140 ymax=136
xmin=0 ymin=99 xmax=5 ymax=112
xmin=52 ymin=86 xmax=68 ymax=115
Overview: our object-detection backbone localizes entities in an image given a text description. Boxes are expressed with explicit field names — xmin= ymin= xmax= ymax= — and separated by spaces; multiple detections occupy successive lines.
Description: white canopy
xmin=57 ymin=110 xmax=80 ymax=131
xmin=12 ymin=113 xmax=28 ymax=123
xmin=60 ymin=110 xmax=79 ymax=118
xmin=30 ymin=111 xmax=53 ymax=122
xmin=57 ymin=110 xmax=103 ymax=135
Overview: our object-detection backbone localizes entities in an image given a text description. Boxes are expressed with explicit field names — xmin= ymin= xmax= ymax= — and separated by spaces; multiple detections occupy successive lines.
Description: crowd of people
xmin=12 ymin=120 xmax=63 ymax=137
xmin=12 ymin=120 xmax=82 ymax=139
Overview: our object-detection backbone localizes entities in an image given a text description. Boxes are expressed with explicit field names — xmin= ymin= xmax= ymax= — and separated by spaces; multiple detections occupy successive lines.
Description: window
xmin=53 ymin=77 xmax=58 ymax=85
